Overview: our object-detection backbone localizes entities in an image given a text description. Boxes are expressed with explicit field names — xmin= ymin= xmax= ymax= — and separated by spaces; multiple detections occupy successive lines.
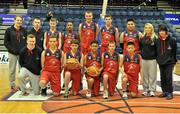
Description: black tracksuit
xmin=4 ymin=25 xmax=27 ymax=55
xmin=156 ymin=35 xmax=177 ymax=94
xmin=19 ymin=46 xmax=42 ymax=75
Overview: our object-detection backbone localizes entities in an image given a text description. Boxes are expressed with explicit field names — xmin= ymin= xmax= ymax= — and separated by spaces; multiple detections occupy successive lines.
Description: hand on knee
xmin=39 ymin=80 xmax=46 ymax=88
xmin=53 ymin=92 xmax=59 ymax=97
xmin=130 ymin=92 xmax=137 ymax=97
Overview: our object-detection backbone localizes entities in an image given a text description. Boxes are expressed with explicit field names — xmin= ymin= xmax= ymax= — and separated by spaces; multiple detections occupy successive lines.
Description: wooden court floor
xmin=0 ymin=64 xmax=180 ymax=113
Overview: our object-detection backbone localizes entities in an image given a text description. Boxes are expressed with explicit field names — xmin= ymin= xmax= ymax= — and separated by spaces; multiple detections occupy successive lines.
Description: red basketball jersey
xmin=43 ymin=49 xmax=61 ymax=72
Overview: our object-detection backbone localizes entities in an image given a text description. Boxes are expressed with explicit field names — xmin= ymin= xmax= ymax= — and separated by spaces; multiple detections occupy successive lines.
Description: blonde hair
xmin=143 ymin=23 xmax=157 ymax=41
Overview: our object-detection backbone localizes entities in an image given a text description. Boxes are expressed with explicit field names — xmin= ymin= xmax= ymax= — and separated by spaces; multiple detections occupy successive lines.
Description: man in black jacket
xmin=4 ymin=15 xmax=27 ymax=92
xmin=156 ymin=24 xmax=177 ymax=100
xmin=18 ymin=34 xmax=42 ymax=96
xmin=28 ymin=17 xmax=44 ymax=49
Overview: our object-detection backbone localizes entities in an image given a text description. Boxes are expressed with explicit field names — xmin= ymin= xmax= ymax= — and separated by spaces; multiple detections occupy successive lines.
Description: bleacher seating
xmin=24 ymin=6 xmax=180 ymax=58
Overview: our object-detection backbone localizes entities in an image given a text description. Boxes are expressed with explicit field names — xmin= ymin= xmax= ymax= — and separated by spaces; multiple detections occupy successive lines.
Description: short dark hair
xmin=27 ymin=34 xmax=35 ymax=40
xmin=105 ymin=14 xmax=112 ymax=19
xmin=127 ymin=41 xmax=135 ymax=46
xmin=158 ymin=24 xmax=168 ymax=33
xmin=127 ymin=18 xmax=135 ymax=23
xmin=71 ymin=39 xmax=79 ymax=45
xmin=90 ymin=40 xmax=98 ymax=45
xmin=49 ymin=18 xmax=57 ymax=22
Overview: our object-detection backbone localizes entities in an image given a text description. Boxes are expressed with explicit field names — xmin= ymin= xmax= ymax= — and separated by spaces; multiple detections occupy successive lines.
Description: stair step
xmin=0 ymin=40 xmax=4 ymax=45
xmin=0 ymin=26 xmax=10 ymax=30
xmin=0 ymin=35 xmax=4 ymax=40
xmin=0 ymin=45 xmax=7 ymax=51
xmin=9 ymin=9 xmax=27 ymax=14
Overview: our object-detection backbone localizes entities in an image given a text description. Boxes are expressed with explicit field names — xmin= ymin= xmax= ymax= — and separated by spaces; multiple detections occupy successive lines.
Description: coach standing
xmin=4 ymin=15 xmax=27 ymax=92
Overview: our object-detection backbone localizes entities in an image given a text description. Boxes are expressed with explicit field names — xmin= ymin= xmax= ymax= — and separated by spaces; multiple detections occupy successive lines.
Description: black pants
xmin=159 ymin=64 xmax=174 ymax=93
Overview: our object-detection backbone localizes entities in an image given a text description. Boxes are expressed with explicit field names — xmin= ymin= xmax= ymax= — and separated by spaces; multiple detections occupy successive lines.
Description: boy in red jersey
xmin=62 ymin=21 xmax=79 ymax=53
xmin=64 ymin=39 xmax=83 ymax=98
xmin=119 ymin=18 xmax=142 ymax=54
xmin=43 ymin=18 xmax=61 ymax=50
xmin=102 ymin=41 xmax=119 ymax=99
xmin=84 ymin=40 xmax=103 ymax=97
xmin=39 ymin=36 xmax=64 ymax=96
xmin=79 ymin=11 xmax=98 ymax=55
xmin=100 ymin=14 xmax=119 ymax=53
xmin=119 ymin=42 xmax=143 ymax=100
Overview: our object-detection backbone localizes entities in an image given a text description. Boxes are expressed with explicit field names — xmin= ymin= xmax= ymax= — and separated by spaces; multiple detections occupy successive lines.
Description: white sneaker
xmin=149 ymin=91 xmax=155 ymax=97
xmin=103 ymin=90 xmax=108 ymax=99
xmin=86 ymin=92 xmax=91 ymax=98
xmin=122 ymin=92 xmax=128 ymax=100
xmin=142 ymin=91 xmax=149 ymax=96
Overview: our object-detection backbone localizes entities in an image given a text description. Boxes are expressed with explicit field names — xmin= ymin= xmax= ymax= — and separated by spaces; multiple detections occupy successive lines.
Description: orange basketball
xmin=66 ymin=58 xmax=80 ymax=70
xmin=66 ymin=58 xmax=78 ymax=64
xmin=87 ymin=66 xmax=100 ymax=77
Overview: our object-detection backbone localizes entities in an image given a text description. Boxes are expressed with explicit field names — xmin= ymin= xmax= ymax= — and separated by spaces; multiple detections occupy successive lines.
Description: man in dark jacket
xmin=28 ymin=17 xmax=44 ymax=49
xmin=156 ymin=24 xmax=177 ymax=100
xmin=18 ymin=34 xmax=42 ymax=96
xmin=4 ymin=15 xmax=27 ymax=92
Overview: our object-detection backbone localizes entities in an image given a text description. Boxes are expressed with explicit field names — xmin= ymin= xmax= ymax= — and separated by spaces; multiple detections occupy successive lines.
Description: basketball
xmin=86 ymin=66 xmax=100 ymax=77
xmin=66 ymin=58 xmax=81 ymax=70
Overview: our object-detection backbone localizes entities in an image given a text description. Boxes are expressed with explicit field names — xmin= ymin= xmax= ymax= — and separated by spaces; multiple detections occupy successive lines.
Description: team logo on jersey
xmin=151 ymin=42 xmax=155 ymax=46
xmin=167 ymin=45 xmax=172 ymax=50
xmin=88 ymin=55 xmax=92 ymax=60
xmin=105 ymin=34 xmax=110 ymax=39
xmin=113 ymin=54 xmax=118 ymax=60
xmin=68 ymin=55 xmax=71 ymax=59
xmin=127 ymin=64 xmax=136 ymax=74
xmin=55 ymin=53 xmax=60 ymax=58
xmin=125 ymin=33 xmax=128 ymax=37
xmin=105 ymin=54 xmax=109 ymax=59
xmin=133 ymin=34 xmax=137 ymax=38
xmin=83 ymin=25 xmax=86 ymax=28
xmin=46 ymin=52 xmax=50 ymax=56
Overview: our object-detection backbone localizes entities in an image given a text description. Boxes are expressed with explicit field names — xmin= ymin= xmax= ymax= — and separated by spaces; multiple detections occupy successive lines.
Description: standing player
xmin=39 ymin=36 xmax=64 ymax=96
xmin=28 ymin=17 xmax=44 ymax=49
xmin=119 ymin=42 xmax=143 ymax=100
xmin=4 ymin=15 xmax=27 ymax=92
xmin=100 ymin=14 xmax=119 ymax=53
xmin=43 ymin=18 xmax=61 ymax=50
xmin=79 ymin=11 xmax=98 ymax=55
xmin=119 ymin=18 xmax=142 ymax=54
xmin=102 ymin=41 xmax=119 ymax=99
xmin=64 ymin=39 xmax=83 ymax=98
xmin=84 ymin=40 xmax=102 ymax=97
xmin=62 ymin=21 xmax=79 ymax=53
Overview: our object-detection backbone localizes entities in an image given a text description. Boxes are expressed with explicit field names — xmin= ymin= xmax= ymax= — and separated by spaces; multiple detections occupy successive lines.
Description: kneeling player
xmin=64 ymin=39 xmax=83 ymax=98
xmin=119 ymin=42 xmax=143 ymax=100
xmin=84 ymin=40 xmax=102 ymax=97
xmin=102 ymin=41 xmax=119 ymax=99
xmin=39 ymin=36 xmax=64 ymax=97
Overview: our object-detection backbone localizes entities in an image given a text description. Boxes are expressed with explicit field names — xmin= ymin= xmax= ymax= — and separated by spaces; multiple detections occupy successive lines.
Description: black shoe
xmin=158 ymin=93 xmax=167 ymax=98
xmin=166 ymin=93 xmax=173 ymax=100
xmin=41 ymin=87 xmax=47 ymax=96
xmin=62 ymin=84 xmax=65 ymax=91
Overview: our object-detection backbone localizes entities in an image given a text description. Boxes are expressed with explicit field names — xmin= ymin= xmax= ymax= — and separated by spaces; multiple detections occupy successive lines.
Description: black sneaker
xmin=158 ymin=92 xmax=167 ymax=98
xmin=41 ymin=87 xmax=47 ymax=96
xmin=166 ymin=93 xmax=173 ymax=100
xmin=62 ymin=84 xmax=65 ymax=91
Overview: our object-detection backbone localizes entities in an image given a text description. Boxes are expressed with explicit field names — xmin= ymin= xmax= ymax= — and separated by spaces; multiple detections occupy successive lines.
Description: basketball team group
xmin=4 ymin=11 xmax=177 ymax=100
